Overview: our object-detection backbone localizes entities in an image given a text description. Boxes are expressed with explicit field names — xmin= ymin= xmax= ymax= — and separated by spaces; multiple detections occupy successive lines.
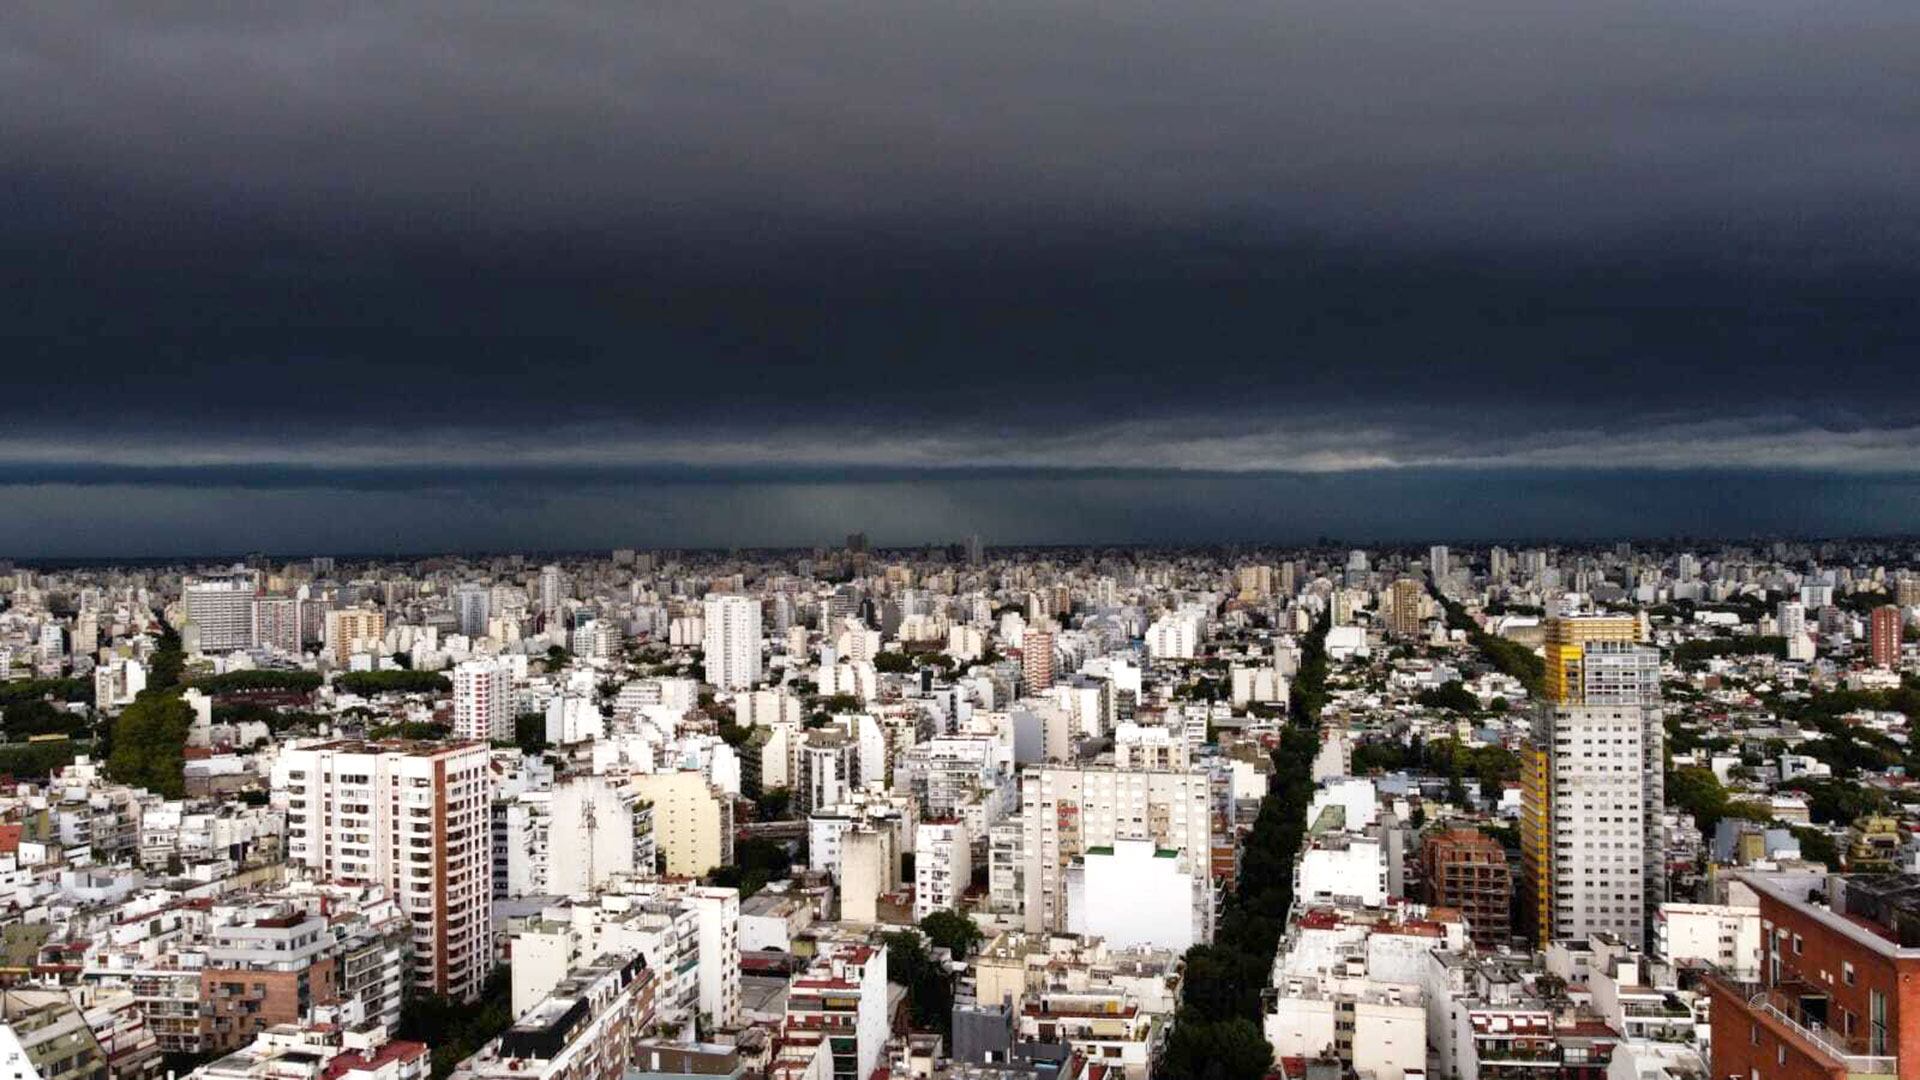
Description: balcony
xmin=1744 ymin=989 xmax=1897 ymax=1076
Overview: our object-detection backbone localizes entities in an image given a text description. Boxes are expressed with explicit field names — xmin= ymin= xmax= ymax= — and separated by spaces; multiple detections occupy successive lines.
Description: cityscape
xmin=7 ymin=4 xmax=1920 ymax=1080
xmin=1 ymin=542 xmax=1918 ymax=1080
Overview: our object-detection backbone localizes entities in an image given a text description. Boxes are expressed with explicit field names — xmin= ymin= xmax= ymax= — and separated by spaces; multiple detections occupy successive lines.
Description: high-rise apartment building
xmin=1871 ymin=604 xmax=1903 ymax=669
xmin=1541 ymin=613 xmax=1639 ymax=703
xmin=1428 ymin=545 xmax=1451 ymax=582
xmin=537 ymin=565 xmax=566 ymax=615
xmin=1386 ymin=578 xmax=1425 ymax=638
xmin=184 ymin=573 xmax=259 ymax=653
xmin=1528 ymin=701 xmax=1653 ymax=944
xmin=628 ymin=771 xmax=734 ymax=877
xmin=253 ymin=595 xmax=301 ymax=655
xmin=777 ymin=941 xmax=888 ymax=1080
xmin=325 ymin=608 xmax=386 ymax=664
xmin=1018 ymin=764 xmax=1213 ymax=935
xmin=702 ymin=595 xmax=763 ymax=691
xmin=1520 ymin=613 xmax=1663 ymax=947
xmin=272 ymin=740 xmax=493 ymax=1002
xmin=1777 ymin=600 xmax=1807 ymax=641
xmin=913 ymin=821 xmax=971 ymax=922
xmin=1021 ymin=629 xmax=1055 ymax=693
xmin=1899 ymin=574 xmax=1920 ymax=610
xmin=451 ymin=659 xmax=512 ymax=742
xmin=453 ymin=583 xmax=492 ymax=640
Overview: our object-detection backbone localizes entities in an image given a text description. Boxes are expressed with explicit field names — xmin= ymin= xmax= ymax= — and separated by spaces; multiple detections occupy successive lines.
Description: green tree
xmin=705 ymin=837 xmax=793 ymax=898
xmin=754 ymin=787 xmax=793 ymax=821
xmin=3 ymin=700 xmax=88 ymax=741
xmin=0 ymin=678 xmax=93 ymax=707
xmin=0 ymin=738 xmax=79 ymax=779
xmin=188 ymin=670 xmax=323 ymax=695
xmin=513 ymin=713 xmax=549 ymax=754
xmin=1417 ymin=680 xmax=1478 ymax=713
xmin=883 ymin=930 xmax=954 ymax=1036
xmin=146 ymin=622 xmax=186 ymax=694
xmin=873 ymin=651 xmax=917 ymax=674
xmin=919 ymin=910 xmax=984 ymax=957
xmin=398 ymin=967 xmax=512 ymax=1080
xmin=107 ymin=693 xmax=193 ymax=798
xmin=1791 ymin=826 xmax=1840 ymax=867
xmin=1158 ymin=1016 xmax=1273 ymax=1080
xmin=335 ymin=670 xmax=452 ymax=696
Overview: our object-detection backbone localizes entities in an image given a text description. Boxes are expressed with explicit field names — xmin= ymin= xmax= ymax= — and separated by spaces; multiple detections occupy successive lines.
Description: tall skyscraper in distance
xmin=1428 ymin=544 xmax=1451 ymax=583
xmin=965 ymin=534 xmax=984 ymax=567
xmin=1871 ymin=604 xmax=1903 ymax=668
xmin=703 ymin=594 xmax=764 ymax=691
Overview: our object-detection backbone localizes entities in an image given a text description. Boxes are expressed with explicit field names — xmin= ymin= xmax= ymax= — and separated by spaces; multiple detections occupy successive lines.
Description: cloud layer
xmin=5 ymin=2 xmax=1920 ymax=553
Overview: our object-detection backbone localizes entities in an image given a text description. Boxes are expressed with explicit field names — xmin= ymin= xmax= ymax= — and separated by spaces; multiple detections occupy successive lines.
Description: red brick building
xmin=1420 ymin=827 xmax=1513 ymax=947
xmin=1706 ymin=872 xmax=1920 ymax=1080
xmin=1872 ymin=605 xmax=1904 ymax=670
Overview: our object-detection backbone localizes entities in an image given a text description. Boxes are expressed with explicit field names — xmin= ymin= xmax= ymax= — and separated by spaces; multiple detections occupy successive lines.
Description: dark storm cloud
xmin=4 ymin=2 xmax=1920 ymax=552
xmin=7 ymin=1 xmax=1918 ymax=235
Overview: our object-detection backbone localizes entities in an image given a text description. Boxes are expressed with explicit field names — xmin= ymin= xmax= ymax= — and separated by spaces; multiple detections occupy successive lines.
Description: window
xmin=1844 ymin=962 xmax=1856 ymax=986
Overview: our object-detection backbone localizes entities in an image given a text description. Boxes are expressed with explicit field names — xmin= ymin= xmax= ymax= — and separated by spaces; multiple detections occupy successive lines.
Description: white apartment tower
xmin=702 ymin=595 xmax=763 ymax=691
xmin=451 ymin=659 xmax=513 ymax=742
xmin=1537 ymin=641 xmax=1664 ymax=945
xmin=913 ymin=820 xmax=972 ymax=922
xmin=184 ymin=573 xmax=259 ymax=652
xmin=273 ymin=740 xmax=493 ymax=1002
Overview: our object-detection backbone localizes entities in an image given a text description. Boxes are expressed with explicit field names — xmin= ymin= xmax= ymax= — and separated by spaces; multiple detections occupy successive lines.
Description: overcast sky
xmin=5 ymin=2 xmax=1919 ymax=555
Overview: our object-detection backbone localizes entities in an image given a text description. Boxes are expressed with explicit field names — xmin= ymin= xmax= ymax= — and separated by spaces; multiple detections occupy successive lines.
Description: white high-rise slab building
xmin=183 ymin=572 xmax=259 ymax=652
xmin=451 ymin=658 xmax=512 ymax=742
xmin=273 ymin=740 xmax=492 ymax=1002
xmin=702 ymin=595 xmax=763 ymax=691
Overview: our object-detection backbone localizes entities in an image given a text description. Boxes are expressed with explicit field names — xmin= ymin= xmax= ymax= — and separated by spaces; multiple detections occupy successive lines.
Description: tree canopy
xmin=107 ymin=693 xmax=193 ymax=798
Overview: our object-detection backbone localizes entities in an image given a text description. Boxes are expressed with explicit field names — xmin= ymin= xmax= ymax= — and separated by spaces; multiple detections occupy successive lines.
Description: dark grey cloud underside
xmin=4 ymin=2 xmax=1920 ymax=552
xmin=5 ymin=470 xmax=1919 ymax=560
